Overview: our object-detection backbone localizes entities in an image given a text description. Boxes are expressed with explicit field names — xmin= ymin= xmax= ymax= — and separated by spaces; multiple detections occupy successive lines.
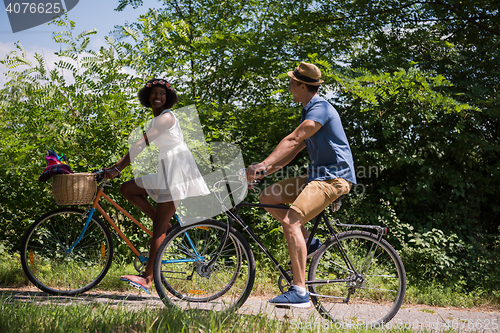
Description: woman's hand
xmin=103 ymin=166 xmax=121 ymax=179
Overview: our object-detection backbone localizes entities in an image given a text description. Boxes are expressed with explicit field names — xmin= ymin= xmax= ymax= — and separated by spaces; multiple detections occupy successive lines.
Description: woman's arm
xmin=128 ymin=111 xmax=175 ymax=159
xmin=104 ymin=112 xmax=175 ymax=179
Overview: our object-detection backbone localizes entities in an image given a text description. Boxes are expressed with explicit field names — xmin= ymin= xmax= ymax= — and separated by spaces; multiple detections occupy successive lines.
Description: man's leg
xmin=260 ymin=175 xmax=311 ymax=239
xmin=281 ymin=208 xmax=307 ymax=288
xmin=260 ymin=177 xmax=320 ymax=267
xmin=266 ymin=178 xmax=352 ymax=301
xmin=259 ymin=177 xmax=310 ymax=307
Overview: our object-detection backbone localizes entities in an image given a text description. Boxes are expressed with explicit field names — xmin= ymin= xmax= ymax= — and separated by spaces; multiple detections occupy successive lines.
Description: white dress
xmin=135 ymin=109 xmax=210 ymax=203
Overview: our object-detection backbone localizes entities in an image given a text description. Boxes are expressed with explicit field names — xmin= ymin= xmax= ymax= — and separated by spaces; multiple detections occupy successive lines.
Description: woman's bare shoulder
xmin=155 ymin=110 xmax=175 ymax=129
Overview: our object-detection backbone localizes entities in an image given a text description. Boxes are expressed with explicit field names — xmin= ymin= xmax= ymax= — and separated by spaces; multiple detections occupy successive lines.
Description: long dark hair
xmin=138 ymin=78 xmax=179 ymax=109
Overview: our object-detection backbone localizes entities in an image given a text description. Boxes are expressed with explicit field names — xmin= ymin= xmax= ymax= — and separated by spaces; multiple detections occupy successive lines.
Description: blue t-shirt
xmin=301 ymin=95 xmax=357 ymax=184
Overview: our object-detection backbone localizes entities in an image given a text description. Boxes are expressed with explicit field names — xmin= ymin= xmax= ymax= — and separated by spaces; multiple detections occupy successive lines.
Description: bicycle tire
xmin=308 ymin=230 xmax=406 ymax=328
xmin=20 ymin=208 xmax=114 ymax=296
xmin=153 ymin=219 xmax=255 ymax=312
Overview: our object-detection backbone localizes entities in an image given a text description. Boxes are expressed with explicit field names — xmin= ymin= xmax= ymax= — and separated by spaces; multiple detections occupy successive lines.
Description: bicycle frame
xmin=71 ymin=177 xmax=388 ymax=291
xmin=69 ymin=181 xmax=152 ymax=263
xmin=206 ymin=200 xmax=389 ymax=292
xmin=70 ymin=180 xmax=203 ymax=266
xmin=209 ymin=202 xmax=345 ymax=286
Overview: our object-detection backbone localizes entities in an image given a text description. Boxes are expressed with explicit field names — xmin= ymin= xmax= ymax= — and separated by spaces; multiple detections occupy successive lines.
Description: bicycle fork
xmin=65 ymin=208 xmax=96 ymax=254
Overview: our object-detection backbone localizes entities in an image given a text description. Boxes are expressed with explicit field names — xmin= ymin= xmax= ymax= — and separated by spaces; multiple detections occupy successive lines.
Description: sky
xmin=0 ymin=1 xmax=154 ymax=87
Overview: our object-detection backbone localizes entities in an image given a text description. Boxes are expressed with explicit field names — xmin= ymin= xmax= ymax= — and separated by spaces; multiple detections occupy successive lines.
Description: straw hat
xmin=287 ymin=62 xmax=324 ymax=86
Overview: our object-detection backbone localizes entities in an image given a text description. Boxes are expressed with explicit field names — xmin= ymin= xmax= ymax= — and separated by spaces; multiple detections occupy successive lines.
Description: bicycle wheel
xmin=20 ymin=208 xmax=113 ymax=296
xmin=308 ymin=230 xmax=406 ymax=328
xmin=153 ymin=219 xmax=255 ymax=312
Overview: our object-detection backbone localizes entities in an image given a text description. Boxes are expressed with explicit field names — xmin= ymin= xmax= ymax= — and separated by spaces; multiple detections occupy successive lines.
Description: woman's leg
xmin=140 ymin=201 xmax=177 ymax=288
xmin=120 ymin=179 xmax=156 ymax=220
xmin=119 ymin=179 xmax=176 ymax=288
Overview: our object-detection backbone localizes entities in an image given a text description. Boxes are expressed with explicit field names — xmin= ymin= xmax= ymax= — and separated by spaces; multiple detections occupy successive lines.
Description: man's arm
xmin=264 ymin=140 xmax=306 ymax=175
xmin=246 ymin=119 xmax=322 ymax=180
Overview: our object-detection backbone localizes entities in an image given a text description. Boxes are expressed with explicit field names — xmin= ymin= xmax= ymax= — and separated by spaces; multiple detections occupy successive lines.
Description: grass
xmin=0 ymin=297 xmax=434 ymax=333
xmin=405 ymin=282 xmax=500 ymax=308
xmin=2 ymin=249 xmax=499 ymax=308
xmin=0 ymin=299 xmax=285 ymax=333
xmin=0 ymin=245 xmax=29 ymax=287
xmin=1 ymin=247 xmax=499 ymax=332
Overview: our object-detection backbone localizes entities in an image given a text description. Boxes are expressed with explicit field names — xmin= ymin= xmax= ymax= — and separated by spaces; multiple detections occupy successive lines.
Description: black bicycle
xmin=152 ymin=171 xmax=406 ymax=328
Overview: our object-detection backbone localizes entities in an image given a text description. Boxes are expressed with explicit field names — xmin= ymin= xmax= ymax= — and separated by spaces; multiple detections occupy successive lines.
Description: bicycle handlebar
xmin=93 ymin=169 xmax=120 ymax=183
xmin=93 ymin=170 xmax=105 ymax=182
xmin=235 ymin=168 xmax=267 ymax=202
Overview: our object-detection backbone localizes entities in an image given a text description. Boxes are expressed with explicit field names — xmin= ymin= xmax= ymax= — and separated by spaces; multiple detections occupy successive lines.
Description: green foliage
xmin=0 ymin=0 xmax=498 ymax=294
xmin=309 ymin=0 xmax=500 ymax=290
xmin=0 ymin=16 xmax=148 ymax=258
xmin=0 ymin=242 xmax=27 ymax=287
xmin=328 ymin=65 xmax=499 ymax=289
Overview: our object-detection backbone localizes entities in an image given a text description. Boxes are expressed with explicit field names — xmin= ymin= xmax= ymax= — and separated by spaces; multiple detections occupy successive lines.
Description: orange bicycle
xmin=20 ymin=170 xmax=163 ymax=295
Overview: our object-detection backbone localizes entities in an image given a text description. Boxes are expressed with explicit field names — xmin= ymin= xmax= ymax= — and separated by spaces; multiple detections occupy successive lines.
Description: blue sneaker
xmin=287 ymin=237 xmax=322 ymax=266
xmin=268 ymin=286 xmax=310 ymax=308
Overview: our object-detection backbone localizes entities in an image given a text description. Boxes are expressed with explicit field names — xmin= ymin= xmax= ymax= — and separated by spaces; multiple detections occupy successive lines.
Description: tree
xmin=1 ymin=1 xmax=498 ymax=290
xmin=113 ymin=0 xmax=499 ymax=289
xmin=0 ymin=16 xmax=146 ymax=255
xmin=291 ymin=0 xmax=500 ymax=288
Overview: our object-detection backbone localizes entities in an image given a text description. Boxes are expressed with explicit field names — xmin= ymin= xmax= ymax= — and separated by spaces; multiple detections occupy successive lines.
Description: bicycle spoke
xmin=21 ymin=209 xmax=113 ymax=296
xmin=154 ymin=220 xmax=255 ymax=312
xmin=309 ymin=230 xmax=406 ymax=328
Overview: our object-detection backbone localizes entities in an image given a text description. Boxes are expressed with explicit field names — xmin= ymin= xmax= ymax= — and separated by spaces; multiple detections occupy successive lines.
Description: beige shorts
xmin=267 ymin=175 xmax=352 ymax=222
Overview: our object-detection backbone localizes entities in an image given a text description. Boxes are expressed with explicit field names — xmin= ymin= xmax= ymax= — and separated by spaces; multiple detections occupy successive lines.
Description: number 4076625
xmin=5 ymin=2 xmax=62 ymax=14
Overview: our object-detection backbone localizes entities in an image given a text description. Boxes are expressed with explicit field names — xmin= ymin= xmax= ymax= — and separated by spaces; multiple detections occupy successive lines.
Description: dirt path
xmin=1 ymin=287 xmax=499 ymax=332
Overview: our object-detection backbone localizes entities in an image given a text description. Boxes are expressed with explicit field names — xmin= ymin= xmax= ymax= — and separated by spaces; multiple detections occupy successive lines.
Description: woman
xmin=104 ymin=78 xmax=209 ymax=293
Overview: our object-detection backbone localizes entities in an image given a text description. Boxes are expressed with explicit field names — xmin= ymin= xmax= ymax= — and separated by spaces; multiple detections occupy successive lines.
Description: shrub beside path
xmin=1 ymin=287 xmax=499 ymax=332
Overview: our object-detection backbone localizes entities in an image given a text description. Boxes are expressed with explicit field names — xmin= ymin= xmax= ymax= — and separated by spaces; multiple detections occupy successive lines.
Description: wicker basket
xmin=52 ymin=173 xmax=97 ymax=205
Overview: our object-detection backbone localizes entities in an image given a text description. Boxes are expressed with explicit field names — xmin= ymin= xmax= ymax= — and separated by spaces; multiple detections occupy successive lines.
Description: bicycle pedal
xmin=129 ymin=281 xmax=142 ymax=290
xmin=125 ymin=281 xmax=151 ymax=294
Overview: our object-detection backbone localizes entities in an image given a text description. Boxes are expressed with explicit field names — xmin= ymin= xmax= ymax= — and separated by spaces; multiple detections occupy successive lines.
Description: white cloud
xmin=0 ymin=41 xmax=79 ymax=88
xmin=0 ymin=38 xmax=141 ymax=92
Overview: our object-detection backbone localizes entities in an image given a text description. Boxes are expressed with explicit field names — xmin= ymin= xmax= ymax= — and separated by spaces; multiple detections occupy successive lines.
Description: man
xmin=246 ymin=62 xmax=356 ymax=308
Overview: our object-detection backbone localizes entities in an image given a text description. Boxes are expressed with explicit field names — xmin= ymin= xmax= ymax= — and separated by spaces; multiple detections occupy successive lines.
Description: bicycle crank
xmin=278 ymin=270 xmax=292 ymax=293
xmin=133 ymin=252 xmax=149 ymax=274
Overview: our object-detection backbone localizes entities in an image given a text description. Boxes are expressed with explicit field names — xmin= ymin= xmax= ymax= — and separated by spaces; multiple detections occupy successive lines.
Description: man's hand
xmin=246 ymin=163 xmax=267 ymax=182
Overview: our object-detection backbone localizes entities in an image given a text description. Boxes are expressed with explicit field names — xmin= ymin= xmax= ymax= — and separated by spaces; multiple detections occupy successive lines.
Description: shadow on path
xmin=0 ymin=287 xmax=163 ymax=308
xmin=1 ymin=287 xmax=499 ymax=332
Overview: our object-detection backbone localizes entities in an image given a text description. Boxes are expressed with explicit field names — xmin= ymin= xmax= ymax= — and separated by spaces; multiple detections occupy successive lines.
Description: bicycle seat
xmin=331 ymin=195 xmax=346 ymax=213
xmin=332 ymin=195 xmax=346 ymax=204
